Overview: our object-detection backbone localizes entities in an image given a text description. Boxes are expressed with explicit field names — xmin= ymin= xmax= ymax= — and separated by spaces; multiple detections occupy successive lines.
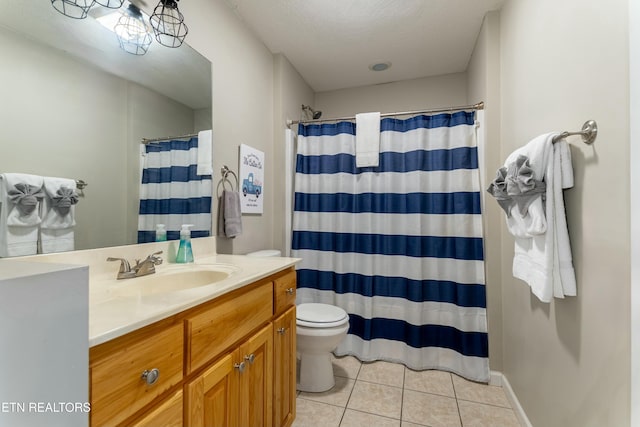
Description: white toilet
xmin=245 ymin=250 xmax=350 ymax=393
xmin=295 ymin=303 xmax=349 ymax=392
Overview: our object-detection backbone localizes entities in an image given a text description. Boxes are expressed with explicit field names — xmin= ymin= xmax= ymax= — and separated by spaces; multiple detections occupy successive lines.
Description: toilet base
xmin=297 ymin=352 xmax=335 ymax=392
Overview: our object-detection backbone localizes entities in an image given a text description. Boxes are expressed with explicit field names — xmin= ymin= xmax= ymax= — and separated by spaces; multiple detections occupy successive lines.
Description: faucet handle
xmin=149 ymin=251 xmax=163 ymax=265
xmin=106 ymin=257 xmax=132 ymax=273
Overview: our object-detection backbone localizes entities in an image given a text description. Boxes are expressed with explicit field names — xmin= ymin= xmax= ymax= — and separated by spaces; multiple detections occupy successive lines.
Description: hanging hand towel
xmin=0 ymin=173 xmax=44 ymax=257
xmin=40 ymin=177 xmax=79 ymax=254
xmin=197 ymin=130 xmax=213 ymax=175
xmin=223 ymin=190 xmax=242 ymax=238
xmin=355 ymin=112 xmax=381 ymax=167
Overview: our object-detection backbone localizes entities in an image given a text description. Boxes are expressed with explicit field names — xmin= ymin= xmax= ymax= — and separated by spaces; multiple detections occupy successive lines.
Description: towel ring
xmin=216 ymin=165 xmax=238 ymax=197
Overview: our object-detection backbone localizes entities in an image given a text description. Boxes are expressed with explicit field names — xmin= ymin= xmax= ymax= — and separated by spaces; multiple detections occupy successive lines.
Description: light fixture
xmin=51 ymin=0 xmax=95 ymax=19
xmin=114 ymin=3 xmax=153 ymax=55
xmin=150 ymin=0 xmax=188 ymax=48
xmin=94 ymin=0 xmax=125 ymax=9
xmin=369 ymin=62 xmax=392 ymax=72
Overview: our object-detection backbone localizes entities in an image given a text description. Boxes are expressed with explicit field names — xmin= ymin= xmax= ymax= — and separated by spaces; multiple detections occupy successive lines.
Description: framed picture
xmin=239 ymin=144 xmax=265 ymax=214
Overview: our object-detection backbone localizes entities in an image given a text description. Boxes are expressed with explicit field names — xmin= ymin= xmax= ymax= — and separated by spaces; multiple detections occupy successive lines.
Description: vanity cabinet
xmin=89 ymin=267 xmax=296 ymax=427
xmin=186 ymin=323 xmax=273 ymax=427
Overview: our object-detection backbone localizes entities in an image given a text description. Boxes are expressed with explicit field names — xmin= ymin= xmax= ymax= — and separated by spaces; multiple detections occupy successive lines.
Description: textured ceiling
xmin=226 ymin=0 xmax=505 ymax=92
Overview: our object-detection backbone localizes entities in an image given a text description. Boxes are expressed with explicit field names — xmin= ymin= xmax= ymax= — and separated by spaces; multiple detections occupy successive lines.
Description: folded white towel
xmin=504 ymin=133 xmax=554 ymax=237
xmin=355 ymin=112 xmax=381 ymax=167
xmin=40 ymin=177 xmax=78 ymax=254
xmin=511 ymin=137 xmax=576 ymax=302
xmin=0 ymin=173 xmax=44 ymax=257
xmin=197 ymin=130 xmax=213 ymax=176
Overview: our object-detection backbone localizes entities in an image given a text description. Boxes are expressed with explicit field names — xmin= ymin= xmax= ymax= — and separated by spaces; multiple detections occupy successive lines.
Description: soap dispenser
xmin=176 ymin=224 xmax=194 ymax=263
xmin=155 ymin=224 xmax=167 ymax=242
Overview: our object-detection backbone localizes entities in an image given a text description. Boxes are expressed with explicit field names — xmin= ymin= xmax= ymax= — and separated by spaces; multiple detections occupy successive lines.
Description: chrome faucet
xmin=107 ymin=251 xmax=163 ymax=280
xmin=134 ymin=251 xmax=163 ymax=277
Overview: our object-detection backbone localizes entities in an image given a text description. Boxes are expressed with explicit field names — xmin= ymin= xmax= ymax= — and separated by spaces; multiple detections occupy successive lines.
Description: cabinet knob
xmin=141 ymin=368 xmax=160 ymax=386
xmin=245 ymin=353 xmax=255 ymax=364
xmin=277 ymin=327 xmax=286 ymax=335
xmin=234 ymin=361 xmax=246 ymax=373
xmin=286 ymin=288 xmax=294 ymax=295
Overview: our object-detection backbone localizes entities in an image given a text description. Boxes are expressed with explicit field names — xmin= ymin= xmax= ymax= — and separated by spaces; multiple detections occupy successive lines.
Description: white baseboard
xmin=490 ymin=371 xmax=533 ymax=427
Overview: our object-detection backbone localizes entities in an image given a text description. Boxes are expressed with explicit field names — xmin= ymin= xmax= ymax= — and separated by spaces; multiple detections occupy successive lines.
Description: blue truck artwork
xmin=242 ymin=173 xmax=262 ymax=198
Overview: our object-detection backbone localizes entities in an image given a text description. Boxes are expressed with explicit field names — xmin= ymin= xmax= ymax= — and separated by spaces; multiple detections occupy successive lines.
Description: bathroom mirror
xmin=0 ymin=0 xmax=212 ymax=256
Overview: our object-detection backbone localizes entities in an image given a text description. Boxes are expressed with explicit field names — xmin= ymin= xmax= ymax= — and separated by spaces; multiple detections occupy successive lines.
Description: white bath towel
xmin=511 ymin=137 xmax=576 ymax=302
xmin=0 ymin=173 xmax=44 ymax=257
xmin=40 ymin=177 xmax=78 ymax=254
xmin=197 ymin=129 xmax=213 ymax=176
xmin=355 ymin=112 xmax=381 ymax=167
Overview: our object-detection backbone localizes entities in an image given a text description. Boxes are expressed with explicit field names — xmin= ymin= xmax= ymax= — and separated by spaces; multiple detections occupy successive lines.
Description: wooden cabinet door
xmin=185 ymin=353 xmax=239 ymax=427
xmin=130 ymin=390 xmax=183 ymax=427
xmin=238 ymin=323 xmax=274 ymax=427
xmin=273 ymin=307 xmax=296 ymax=427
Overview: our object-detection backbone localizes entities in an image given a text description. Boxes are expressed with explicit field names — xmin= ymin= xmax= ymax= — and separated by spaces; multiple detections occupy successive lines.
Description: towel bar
xmin=552 ymin=120 xmax=598 ymax=144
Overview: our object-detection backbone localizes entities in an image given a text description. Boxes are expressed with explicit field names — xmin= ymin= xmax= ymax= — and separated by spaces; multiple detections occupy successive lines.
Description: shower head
xmin=302 ymin=104 xmax=322 ymax=120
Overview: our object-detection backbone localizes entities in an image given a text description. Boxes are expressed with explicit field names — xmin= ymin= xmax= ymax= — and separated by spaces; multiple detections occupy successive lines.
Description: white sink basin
xmin=109 ymin=264 xmax=238 ymax=297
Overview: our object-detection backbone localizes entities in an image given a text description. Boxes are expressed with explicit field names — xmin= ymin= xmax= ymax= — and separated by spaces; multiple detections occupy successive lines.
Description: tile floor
xmin=292 ymin=355 xmax=522 ymax=427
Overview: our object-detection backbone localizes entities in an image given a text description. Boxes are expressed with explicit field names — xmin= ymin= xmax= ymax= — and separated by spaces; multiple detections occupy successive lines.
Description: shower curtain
xmin=292 ymin=111 xmax=489 ymax=382
xmin=138 ymin=137 xmax=212 ymax=243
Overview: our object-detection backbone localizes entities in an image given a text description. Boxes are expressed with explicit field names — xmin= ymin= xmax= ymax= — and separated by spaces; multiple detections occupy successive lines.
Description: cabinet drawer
xmin=90 ymin=324 xmax=183 ymax=427
xmin=274 ymin=270 xmax=296 ymax=315
xmin=187 ymin=281 xmax=273 ymax=374
xmin=130 ymin=389 xmax=183 ymax=427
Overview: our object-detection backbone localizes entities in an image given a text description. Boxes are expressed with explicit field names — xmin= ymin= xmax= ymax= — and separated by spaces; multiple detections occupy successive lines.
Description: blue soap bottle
xmin=176 ymin=224 xmax=194 ymax=263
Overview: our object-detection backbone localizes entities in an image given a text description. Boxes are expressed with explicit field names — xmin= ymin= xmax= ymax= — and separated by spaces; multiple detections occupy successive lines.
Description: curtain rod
xmin=286 ymin=102 xmax=484 ymax=128
xmin=141 ymin=132 xmax=198 ymax=144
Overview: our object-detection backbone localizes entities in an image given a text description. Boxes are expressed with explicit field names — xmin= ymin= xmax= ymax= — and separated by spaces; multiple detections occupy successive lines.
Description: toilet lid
xmin=297 ymin=303 xmax=348 ymax=328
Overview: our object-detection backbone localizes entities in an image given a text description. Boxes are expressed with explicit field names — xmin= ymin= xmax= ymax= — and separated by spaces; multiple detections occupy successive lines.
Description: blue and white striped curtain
xmin=292 ymin=111 xmax=489 ymax=382
xmin=138 ymin=138 xmax=212 ymax=242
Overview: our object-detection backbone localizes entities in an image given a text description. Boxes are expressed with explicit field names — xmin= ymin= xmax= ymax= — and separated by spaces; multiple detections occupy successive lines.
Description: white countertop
xmin=89 ymin=254 xmax=299 ymax=347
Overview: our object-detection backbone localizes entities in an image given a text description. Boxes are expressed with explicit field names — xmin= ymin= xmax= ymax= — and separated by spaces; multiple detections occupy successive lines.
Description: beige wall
xmin=466 ymin=11 xmax=503 ymax=373
xmin=314 ymin=73 xmax=468 ymax=117
xmin=181 ymin=0 xmax=276 ymax=255
xmin=273 ymin=54 xmax=315 ymax=255
xmin=496 ymin=0 xmax=630 ymax=425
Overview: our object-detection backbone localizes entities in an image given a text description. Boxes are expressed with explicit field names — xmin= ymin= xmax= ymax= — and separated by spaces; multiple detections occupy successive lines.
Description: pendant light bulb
xmin=114 ymin=3 xmax=153 ymax=55
xmin=150 ymin=0 xmax=188 ymax=48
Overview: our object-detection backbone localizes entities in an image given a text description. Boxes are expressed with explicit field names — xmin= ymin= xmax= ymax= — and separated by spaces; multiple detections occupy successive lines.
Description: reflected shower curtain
xmin=138 ymin=137 xmax=212 ymax=243
xmin=292 ymin=112 xmax=489 ymax=382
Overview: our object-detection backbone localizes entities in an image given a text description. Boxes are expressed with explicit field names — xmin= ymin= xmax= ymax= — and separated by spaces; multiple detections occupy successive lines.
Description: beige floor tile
xmin=357 ymin=360 xmax=405 ymax=387
xmin=298 ymin=376 xmax=356 ymax=408
xmin=332 ymin=354 xmax=362 ymax=379
xmin=458 ymin=400 xmax=521 ymax=427
xmin=452 ymin=375 xmax=511 ymax=408
xmin=292 ymin=398 xmax=345 ymax=427
xmin=400 ymin=422 xmax=426 ymax=427
xmin=402 ymin=389 xmax=461 ymax=427
xmin=347 ymin=381 xmax=403 ymax=419
xmin=404 ymin=369 xmax=455 ymax=397
xmin=340 ymin=409 xmax=401 ymax=427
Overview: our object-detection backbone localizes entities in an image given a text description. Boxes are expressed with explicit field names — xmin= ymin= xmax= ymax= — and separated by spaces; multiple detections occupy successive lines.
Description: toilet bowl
xmin=245 ymin=250 xmax=350 ymax=393
xmin=296 ymin=303 xmax=349 ymax=392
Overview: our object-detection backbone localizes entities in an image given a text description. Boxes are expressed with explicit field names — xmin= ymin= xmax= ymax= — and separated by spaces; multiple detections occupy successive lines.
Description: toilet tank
xmin=246 ymin=249 xmax=282 ymax=257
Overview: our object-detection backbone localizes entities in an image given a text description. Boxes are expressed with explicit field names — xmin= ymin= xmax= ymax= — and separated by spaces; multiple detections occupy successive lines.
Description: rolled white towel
xmin=0 ymin=173 xmax=44 ymax=257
